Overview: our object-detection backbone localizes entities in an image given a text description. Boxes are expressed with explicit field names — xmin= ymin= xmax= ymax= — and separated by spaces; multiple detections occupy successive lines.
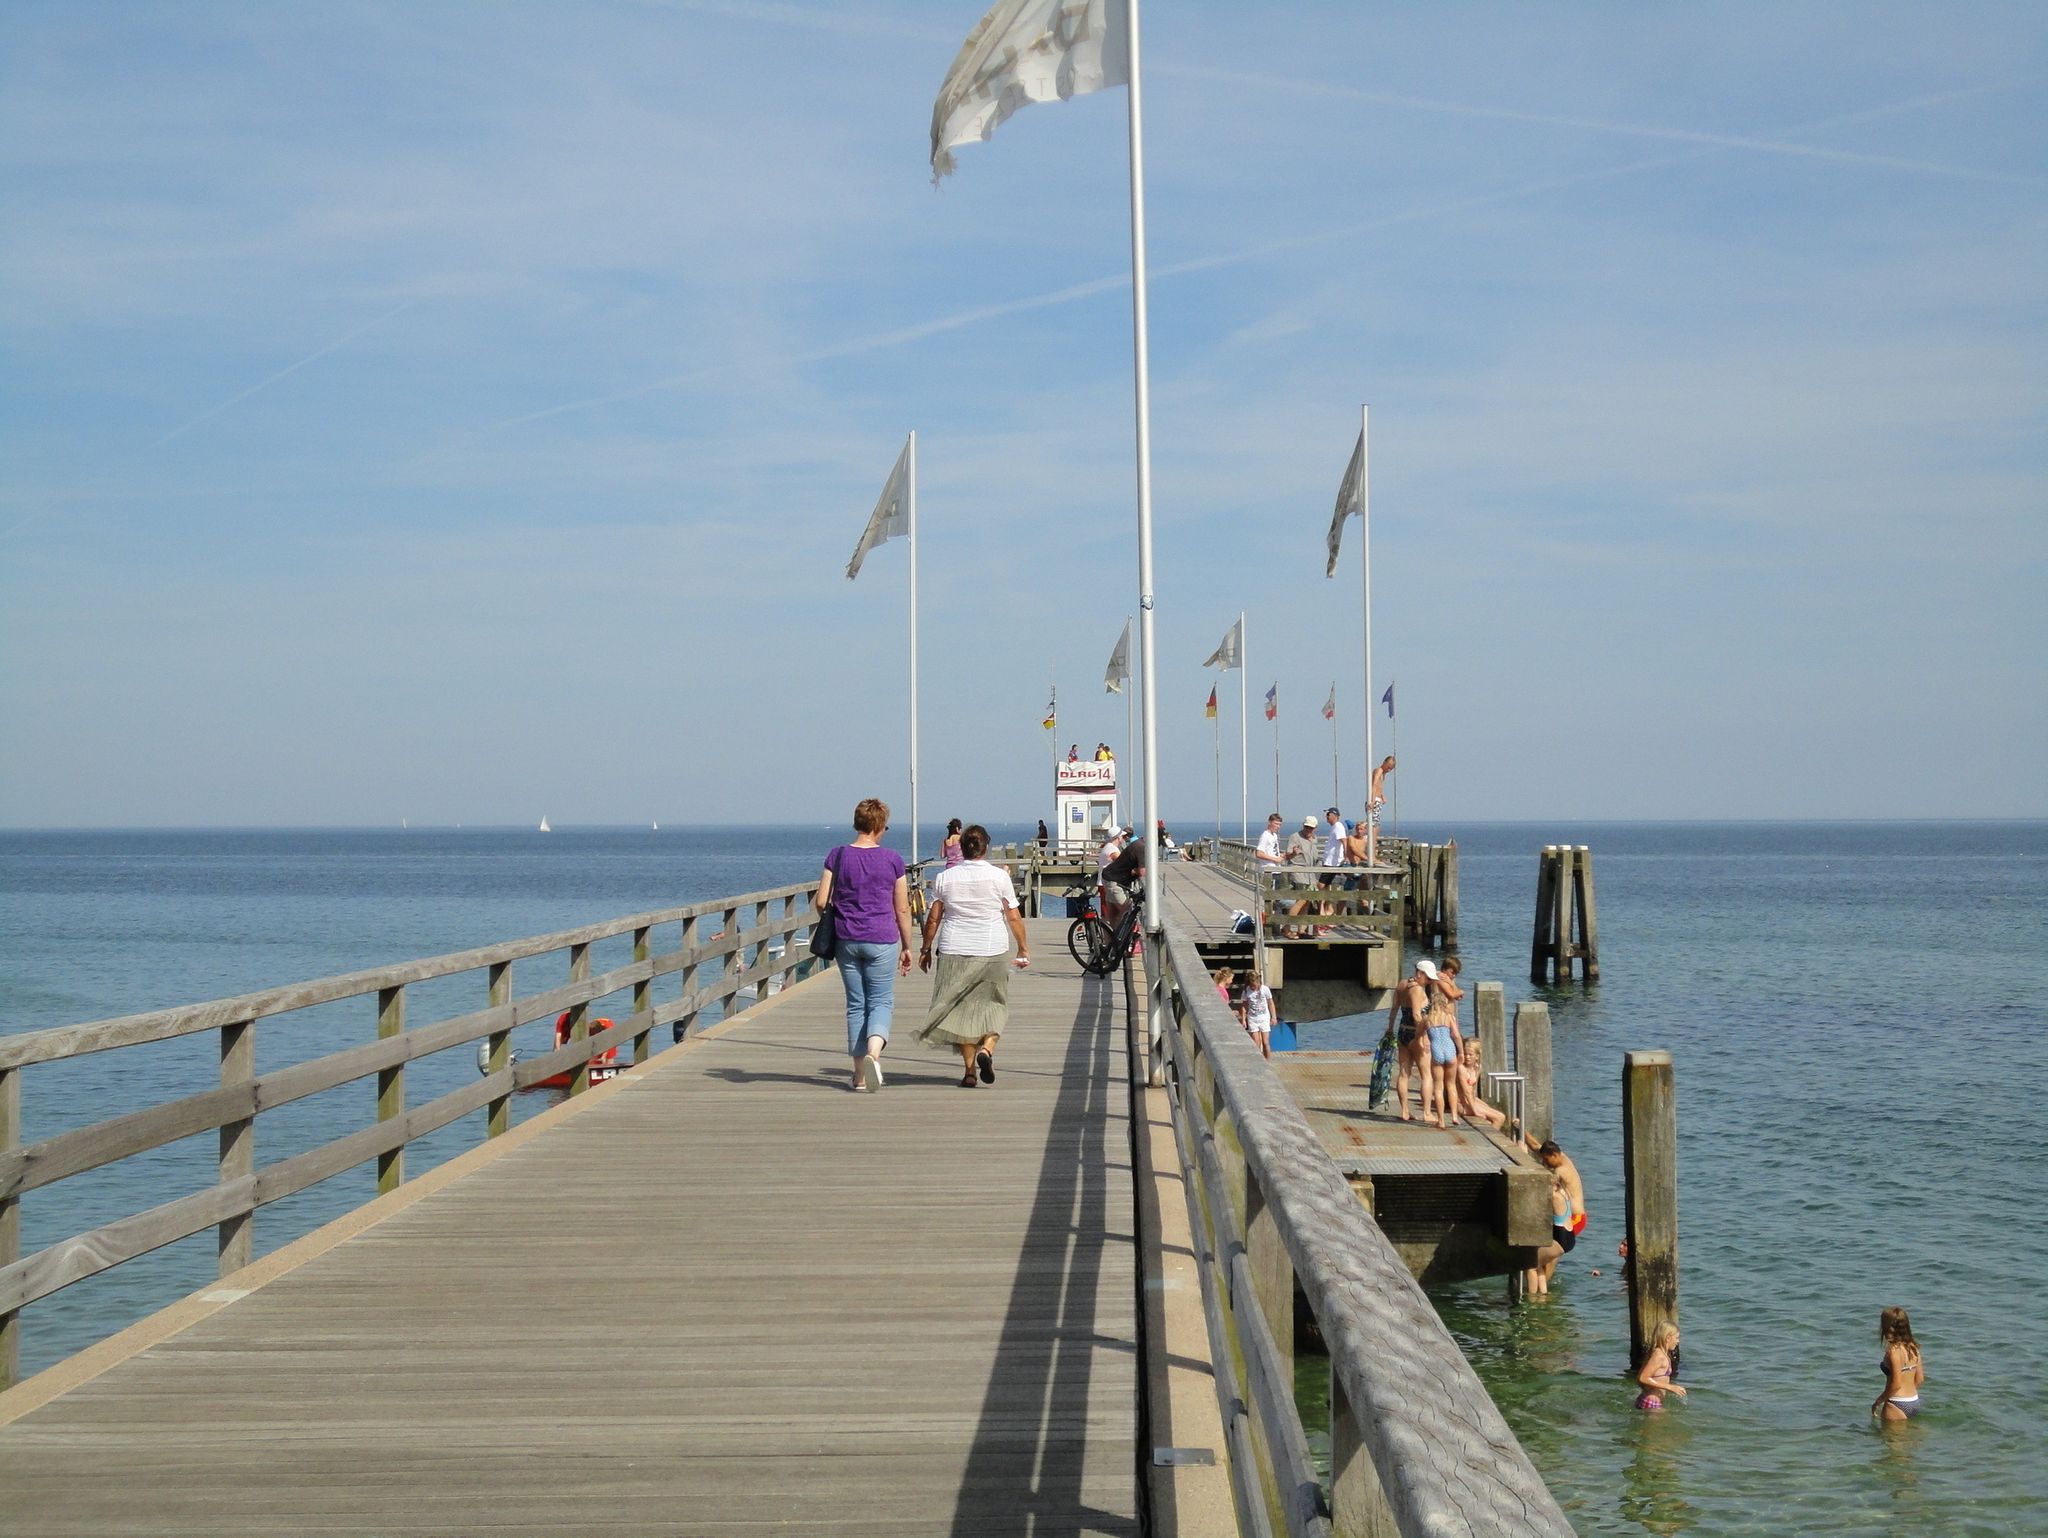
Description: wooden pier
xmin=0 ymin=864 xmax=1571 ymax=1537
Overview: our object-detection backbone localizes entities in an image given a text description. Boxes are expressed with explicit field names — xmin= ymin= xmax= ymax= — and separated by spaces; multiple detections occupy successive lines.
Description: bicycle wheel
xmin=1065 ymin=915 xmax=1099 ymax=970
xmin=1079 ymin=917 xmax=1122 ymax=976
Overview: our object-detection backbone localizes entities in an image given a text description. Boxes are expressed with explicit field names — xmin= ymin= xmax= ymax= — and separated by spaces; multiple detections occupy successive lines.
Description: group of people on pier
xmin=815 ymin=799 xmax=1028 ymax=1094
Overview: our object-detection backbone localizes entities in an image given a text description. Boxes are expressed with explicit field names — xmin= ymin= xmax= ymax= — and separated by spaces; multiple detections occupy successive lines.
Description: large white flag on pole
xmin=1203 ymin=616 xmax=1242 ymax=672
xmin=930 ymin=0 xmax=1129 ymax=179
xmin=846 ymin=436 xmax=912 ymax=579
xmin=1325 ymin=425 xmax=1366 ymax=578
xmin=1104 ymin=618 xmax=1130 ymax=693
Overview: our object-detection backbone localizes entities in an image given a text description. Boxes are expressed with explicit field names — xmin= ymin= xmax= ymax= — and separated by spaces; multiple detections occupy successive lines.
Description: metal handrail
xmin=1145 ymin=906 xmax=1572 ymax=1535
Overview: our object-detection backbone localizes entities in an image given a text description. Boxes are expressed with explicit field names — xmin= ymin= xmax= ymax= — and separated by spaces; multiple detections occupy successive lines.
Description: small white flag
xmin=1325 ymin=426 xmax=1365 ymax=578
xmin=930 ymin=0 xmax=1129 ymax=180
xmin=1203 ymin=617 xmax=1242 ymax=672
xmin=846 ymin=436 xmax=912 ymax=580
xmin=1104 ymin=619 xmax=1130 ymax=694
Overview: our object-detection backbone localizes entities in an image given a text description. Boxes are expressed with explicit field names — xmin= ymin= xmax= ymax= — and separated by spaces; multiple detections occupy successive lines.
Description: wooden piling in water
xmin=1530 ymin=844 xmax=1600 ymax=983
xmin=1514 ymin=1001 xmax=1554 ymax=1144
xmin=1623 ymin=1049 xmax=1679 ymax=1369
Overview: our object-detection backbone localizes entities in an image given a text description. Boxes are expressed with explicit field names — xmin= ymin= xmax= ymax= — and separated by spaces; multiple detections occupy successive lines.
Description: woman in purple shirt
xmin=816 ymin=798 xmax=916 ymax=1092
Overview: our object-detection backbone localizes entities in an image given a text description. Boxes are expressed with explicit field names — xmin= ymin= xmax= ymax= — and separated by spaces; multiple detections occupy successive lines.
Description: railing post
xmin=486 ymin=961 xmax=512 ymax=1137
xmin=1243 ymin=1165 xmax=1294 ymax=1384
xmin=218 ymin=1019 xmax=255 ymax=1274
xmin=1514 ymin=1000 xmax=1554 ymax=1144
xmin=567 ymin=942 xmax=591 ymax=1096
xmin=722 ymin=906 xmax=739 ymax=1020
xmin=1330 ymin=1374 xmax=1398 ymax=1538
xmin=376 ymin=985 xmax=405 ymax=1193
xmin=677 ymin=915 xmax=700 ymax=1040
xmin=632 ymin=926 xmax=653 ymax=1064
xmin=754 ymin=899 xmax=771 ymax=1007
xmin=0 ymin=1065 xmax=19 ymax=1389
xmin=1475 ymin=982 xmax=1507 ymax=1086
xmin=779 ymin=895 xmax=798 ymax=992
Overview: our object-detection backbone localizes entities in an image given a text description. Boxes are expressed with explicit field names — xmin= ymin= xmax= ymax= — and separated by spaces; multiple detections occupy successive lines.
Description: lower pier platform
xmin=1269 ymin=1052 xmax=1552 ymax=1285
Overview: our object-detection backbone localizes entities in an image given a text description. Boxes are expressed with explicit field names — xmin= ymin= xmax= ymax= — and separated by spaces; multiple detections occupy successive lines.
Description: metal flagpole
xmin=1124 ymin=614 xmax=1134 ymax=829
xmin=1123 ymin=0 xmax=1176 ymax=1082
xmin=1360 ymin=404 xmax=1373 ymax=808
xmin=1238 ymin=610 xmax=1248 ymax=845
xmin=907 ymin=430 xmax=919 ymax=868
xmin=1213 ymin=704 xmax=1221 ymax=840
xmin=1389 ymin=678 xmax=1399 ymax=834
xmin=1124 ymin=0 xmax=1162 ymax=947
xmin=1273 ymin=693 xmax=1281 ymax=819
xmin=1331 ymin=683 xmax=1340 ymax=807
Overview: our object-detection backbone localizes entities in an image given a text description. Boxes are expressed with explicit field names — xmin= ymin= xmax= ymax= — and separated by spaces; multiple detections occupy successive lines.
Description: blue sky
xmin=2 ymin=1 xmax=2042 ymax=828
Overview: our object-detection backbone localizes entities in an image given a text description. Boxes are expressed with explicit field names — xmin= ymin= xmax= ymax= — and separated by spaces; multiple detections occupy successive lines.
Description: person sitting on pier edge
xmin=1366 ymin=755 xmax=1394 ymax=863
xmin=917 ymin=824 xmax=1028 ymax=1088
xmin=1455 ymin=1038 xmax=1507 ymax=1130
xmin=1388 ymin=958 xmax=1435 ymax=1122
xmin=817 ymin=798 xmax=915 ymax=1094
xmin=1522 ymin=1135 xmax=1588 ymax=1296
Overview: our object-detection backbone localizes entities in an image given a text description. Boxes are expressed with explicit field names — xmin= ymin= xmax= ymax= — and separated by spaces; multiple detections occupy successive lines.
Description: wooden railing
xmin=1145 ymin=914 xmax=1571 ymax=1536
xmin=0 ymin=880 xmax=824 ymax=1390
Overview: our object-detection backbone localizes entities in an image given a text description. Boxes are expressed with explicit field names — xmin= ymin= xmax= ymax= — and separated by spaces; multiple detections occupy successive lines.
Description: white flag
xmin=1325 ymin=427 xmax=1365 ymax=578
xmin=930 ymin=0 xmax=1129 ymax=180
xmin=846 ymin=436 xmax=912 ymax=579
xmin=1203 ymin=617 xmax=1242 ymax=672
xmin=1104 ymin=619 xmax=1130 ymax=694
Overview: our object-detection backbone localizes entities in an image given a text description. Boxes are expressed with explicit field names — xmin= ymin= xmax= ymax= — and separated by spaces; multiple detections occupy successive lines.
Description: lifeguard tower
xmin=1053 ymin=759 xmax=1119 ymax=853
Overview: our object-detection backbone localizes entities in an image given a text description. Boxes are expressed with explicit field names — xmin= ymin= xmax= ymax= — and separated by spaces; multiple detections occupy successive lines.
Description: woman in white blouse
xmin=916 ymin=824 xmax=1030 ymax=1087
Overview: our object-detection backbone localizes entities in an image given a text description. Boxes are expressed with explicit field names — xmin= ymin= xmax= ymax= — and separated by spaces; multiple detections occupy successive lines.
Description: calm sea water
xmin=4 ymin=821 xmax=2044 ymax=1535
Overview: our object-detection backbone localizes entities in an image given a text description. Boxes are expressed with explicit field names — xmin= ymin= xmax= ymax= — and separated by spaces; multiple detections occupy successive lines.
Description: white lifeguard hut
xmin=1054 ymin=759 xmax=1119 ymax=852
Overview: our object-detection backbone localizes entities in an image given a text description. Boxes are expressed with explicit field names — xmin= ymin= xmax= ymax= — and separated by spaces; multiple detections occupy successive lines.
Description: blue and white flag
xmin=1382 ymin=682 xmax=1395 ymax=719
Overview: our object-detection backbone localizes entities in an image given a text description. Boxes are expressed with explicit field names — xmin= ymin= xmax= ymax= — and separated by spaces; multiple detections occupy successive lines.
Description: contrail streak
xmin=438 ymin=78 xmax=2035 ymax=449
xmin=156 ymin=298 xmax=420 ymax=446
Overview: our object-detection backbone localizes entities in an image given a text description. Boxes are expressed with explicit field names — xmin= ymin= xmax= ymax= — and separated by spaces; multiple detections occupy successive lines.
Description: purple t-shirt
xmin=825 ymin=844 xmax=906 ymax=944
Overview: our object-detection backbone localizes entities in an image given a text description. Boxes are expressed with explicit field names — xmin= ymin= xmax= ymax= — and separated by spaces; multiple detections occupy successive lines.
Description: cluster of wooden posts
xmin=1531 ymin=843 xmax=1600 ymax=983
xmin=0 ymin=882 xmax=827 ymax=1392
xmin=1400 ymin=841 xmax=1459 ymax=950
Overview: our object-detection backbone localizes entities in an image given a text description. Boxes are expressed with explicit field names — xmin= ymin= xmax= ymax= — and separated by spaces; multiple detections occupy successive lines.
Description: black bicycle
xmin=1065 ymin=881 xmax=1145 ymax=976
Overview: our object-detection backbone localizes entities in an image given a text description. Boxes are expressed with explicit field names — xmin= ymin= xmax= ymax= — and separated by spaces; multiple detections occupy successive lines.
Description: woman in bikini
xmin=1872 ymin=1306 xmax=1926 ymax=1422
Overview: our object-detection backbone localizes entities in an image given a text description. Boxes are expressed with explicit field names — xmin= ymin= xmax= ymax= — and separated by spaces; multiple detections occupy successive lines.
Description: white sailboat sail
xmin=539 ymin=816 xmax=551 ymax=833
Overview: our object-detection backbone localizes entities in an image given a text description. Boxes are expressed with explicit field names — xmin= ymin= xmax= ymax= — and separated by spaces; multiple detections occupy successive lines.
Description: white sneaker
xmin=862 ymin=1055 xmax=885 ymax=1092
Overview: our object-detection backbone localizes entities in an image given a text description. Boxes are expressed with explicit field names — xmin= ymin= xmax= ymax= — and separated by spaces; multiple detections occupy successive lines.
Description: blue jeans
xmin=836 ymin=940 xmax=899 ymax=1058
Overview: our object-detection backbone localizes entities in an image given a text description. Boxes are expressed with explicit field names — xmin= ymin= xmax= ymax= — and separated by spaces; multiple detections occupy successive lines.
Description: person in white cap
xmin=1387 ymin=957 xmax=1436 ymax=1123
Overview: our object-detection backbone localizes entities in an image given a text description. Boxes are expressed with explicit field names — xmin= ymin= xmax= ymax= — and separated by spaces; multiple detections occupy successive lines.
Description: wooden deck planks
xmin=0 ymin=924 xmax=1141 ymax=1537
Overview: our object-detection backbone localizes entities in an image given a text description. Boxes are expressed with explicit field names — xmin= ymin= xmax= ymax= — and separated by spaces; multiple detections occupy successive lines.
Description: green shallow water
xmin=5 ymin=821 xmax=2044 ymax=1533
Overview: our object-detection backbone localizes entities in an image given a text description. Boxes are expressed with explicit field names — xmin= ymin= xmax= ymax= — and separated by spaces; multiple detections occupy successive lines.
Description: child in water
xmin=1635 ymin=1321 xmax=1685 ymax=1411
xmin=1873 ymin=1306 xmax=1925 ymax=1422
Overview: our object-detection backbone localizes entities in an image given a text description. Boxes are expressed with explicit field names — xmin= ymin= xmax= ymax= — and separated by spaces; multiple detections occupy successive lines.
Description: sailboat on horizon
xmin=539 ymin=816 xmax=551 ymax=834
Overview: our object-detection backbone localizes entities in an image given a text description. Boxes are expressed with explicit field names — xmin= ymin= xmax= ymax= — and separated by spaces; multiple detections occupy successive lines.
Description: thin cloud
xmin=1158 ymin=66 xmax=2045 ymax=188
xmin=439 ymin=76 xmax=2029 ymax=452
xmin=155 ymin=298 xmax=421 ymax=447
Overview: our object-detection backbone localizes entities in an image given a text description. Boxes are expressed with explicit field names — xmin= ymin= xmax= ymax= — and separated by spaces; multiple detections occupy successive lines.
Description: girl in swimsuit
xmin=1423 ymin=958 xmax=1465 ymax=1128
xmin=1455 ymin=1039 xmax=1507 ymax=1129
xmin=1872 ymin=1306 xmax=1925 ymax=1422
xmin=1635 ymin=1321 xmax=1684 ymax=1410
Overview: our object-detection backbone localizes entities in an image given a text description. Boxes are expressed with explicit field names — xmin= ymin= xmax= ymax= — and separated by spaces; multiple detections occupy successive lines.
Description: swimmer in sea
xmin=1635 ymin=1321 xmax=1685 ymax=1411
xmin=1872 ymin=1305 xmax=1926 ymax=1423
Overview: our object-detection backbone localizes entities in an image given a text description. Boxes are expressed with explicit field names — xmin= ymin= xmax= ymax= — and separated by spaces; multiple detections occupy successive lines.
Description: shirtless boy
xmin=1522 ymin=1136 xmax=1587 ymax=1296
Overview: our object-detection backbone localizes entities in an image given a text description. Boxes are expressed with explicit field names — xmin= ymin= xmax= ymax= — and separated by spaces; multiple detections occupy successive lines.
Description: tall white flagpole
xmin=1238 ymin=610 xmax=1248 ymax=845
xmin=1124 ymin=614 xmax=1134 ymax=828
xmin=1360 ymin=404 xmax=1373 ymax=809
xmin=1126 ymin=0 xmax=1162 ymax=942
xmin=908 ymin=429 xmax=920 ymax=867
